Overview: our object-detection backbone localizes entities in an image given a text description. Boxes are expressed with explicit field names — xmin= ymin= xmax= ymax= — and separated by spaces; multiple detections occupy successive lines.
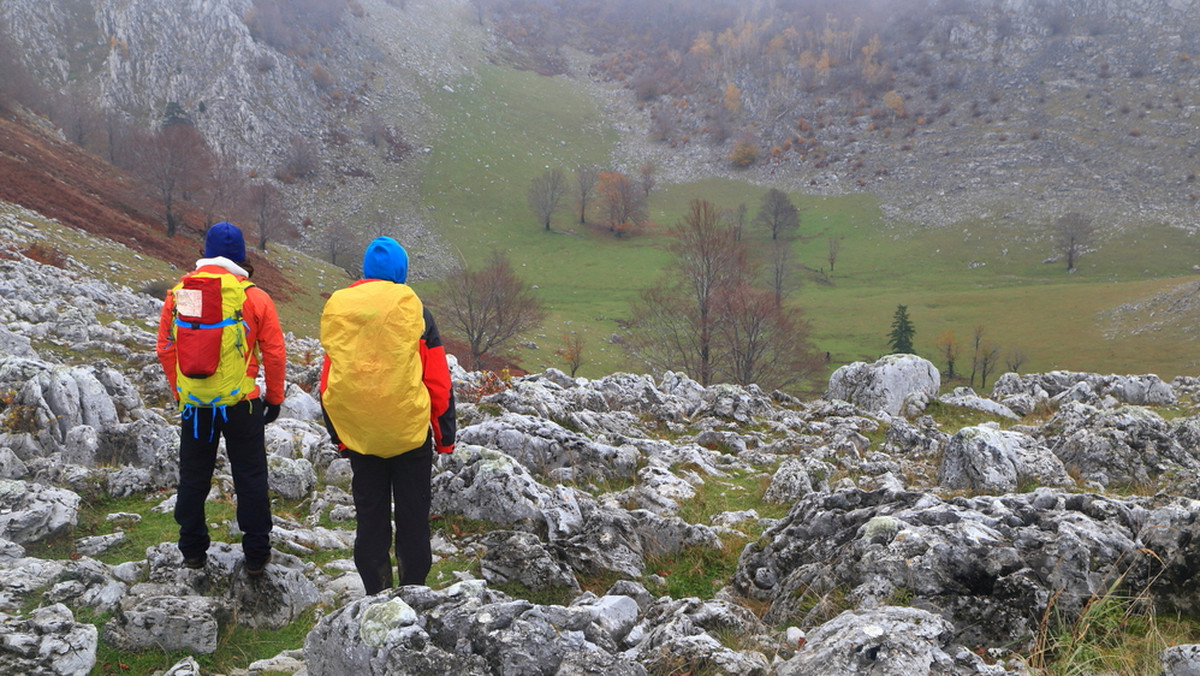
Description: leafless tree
xmin=574 ymin=164 xmax=599 ymax=224
xmin=1005 ymin=348 xmax=1027 ymax=373
xmin=432 ymin=250 xmax=547 ymax=370
xmin=199 ymin=153 xmax=247 ymax=228
xmin=282 ymin=134 xmax=319 ymax=179
xmin=978 ymin=343 xmax=1001 ymax=390
xmin=969 ymin=324 xmax=985 ymax=389
xmin=245 ymin=181 xmax=290 ymax=251
xmin=755 ymin=188 xmax=800 ymax=240
xmin=638 ymin=162 xmax=657 ymax=198
xmin=1055 ymin=212 xmax=1094 ymax=271
xmin=714 ymin=282 xmax=822 ymax=391
xmin=767 ymin=237 xmax=795 ymax=306
xmin=827 ymin=236 xmax=842 ymax=273
xmin=135 ymin=124 xmax=212 ymax=237
xmin=527 ymin=168 xmax=567 ymax=230
xmin=625 ymin=199 xmax=745 ymax=386
xmin=726 ymin=202 xmax=748 ymax=241
xmin=0 ymin=19 xmax=43 ymax=111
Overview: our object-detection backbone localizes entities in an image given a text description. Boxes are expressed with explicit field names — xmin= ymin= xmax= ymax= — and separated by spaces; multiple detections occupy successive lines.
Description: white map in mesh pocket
xmin=175 ymin=288 xmax=204 ymax=318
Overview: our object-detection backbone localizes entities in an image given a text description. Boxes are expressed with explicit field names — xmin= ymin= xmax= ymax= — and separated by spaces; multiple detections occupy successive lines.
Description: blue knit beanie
xmin=362 ymin=237 xmax=408 ymax=283
xmin=204 ymin=222 xmax=246 ymax=263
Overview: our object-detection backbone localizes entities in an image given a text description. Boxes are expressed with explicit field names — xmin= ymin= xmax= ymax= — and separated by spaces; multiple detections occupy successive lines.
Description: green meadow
xmin=407 ymin=63 xmax=1200 ymax=391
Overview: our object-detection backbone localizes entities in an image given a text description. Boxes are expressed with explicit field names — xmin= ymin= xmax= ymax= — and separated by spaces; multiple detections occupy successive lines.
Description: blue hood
xmin=362 ymin=237 xmax=409 ymax=283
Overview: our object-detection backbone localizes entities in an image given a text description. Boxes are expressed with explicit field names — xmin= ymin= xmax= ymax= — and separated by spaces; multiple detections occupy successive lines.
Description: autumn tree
xmin=624 ymin=199 xmax=746 ymax=387
xmin=887 ymin=304 xmax=915 ymax=354
xmin=714 ymin=282 xmax=822 ymax=391
xmin=135 ymin=123 xmax=212 ymax=237
xmin=574 ymin=164 xmax=599 ymax=224
xmin=554 ymin=332 xmax=586 ymax=377
xmin=432 ymin=250 xmax=547 ymax=370
xmin=1055 ymin=212 xmax=1094 ymax=271
xmin=935 ymin=329 xmax=959 ymax=379
xmin=527 ymin=168 xmax=567 ymax=230
xmin=596 ymin=171 xmax=645 ymax=237
xmin=755 ymin=188 xmax=800 ymax=241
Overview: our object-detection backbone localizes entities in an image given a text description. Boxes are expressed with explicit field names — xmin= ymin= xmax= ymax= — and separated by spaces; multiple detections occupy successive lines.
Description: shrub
xmin=729 ymin=139 xmax=759 ymax=168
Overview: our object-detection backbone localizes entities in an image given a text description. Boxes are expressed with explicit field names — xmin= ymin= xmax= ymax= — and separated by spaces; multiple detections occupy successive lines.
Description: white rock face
xmin=826 ymin=354 xmax=941 ymax=417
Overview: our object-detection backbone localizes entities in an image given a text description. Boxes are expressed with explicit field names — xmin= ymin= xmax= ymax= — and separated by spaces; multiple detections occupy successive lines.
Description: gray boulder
xmin=826 ymin=354 xmax=941 ymax=417
xmin=0 ymin=603 xmax=97 ymax=676
xmin=0 ymin=479 xmax=80 ymax=544
xmin=776 ymin=606 xmax=1014 ymax=675
xmin=937 ymin=424 xmax=1072 ymax=493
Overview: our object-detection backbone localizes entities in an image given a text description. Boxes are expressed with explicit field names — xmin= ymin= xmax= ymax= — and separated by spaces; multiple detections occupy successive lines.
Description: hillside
xmin=6 ymin=0 xmax=1200 ymax=385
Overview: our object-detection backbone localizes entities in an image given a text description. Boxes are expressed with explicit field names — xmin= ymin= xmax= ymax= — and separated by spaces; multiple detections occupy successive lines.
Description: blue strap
xmin=175 ymin=317 xmax=239 ymax=330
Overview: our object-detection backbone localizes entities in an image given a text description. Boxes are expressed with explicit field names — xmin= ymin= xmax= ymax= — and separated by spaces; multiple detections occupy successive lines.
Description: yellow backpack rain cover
xmin=321 ymin=281 xmax=430 ymax=457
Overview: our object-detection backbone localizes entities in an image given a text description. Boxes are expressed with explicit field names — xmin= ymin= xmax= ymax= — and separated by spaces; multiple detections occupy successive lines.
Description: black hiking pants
xmin=348 ymin=434 xmax=434 ymax=594
xmin=175 ymin=398 xmax=273 ymax=564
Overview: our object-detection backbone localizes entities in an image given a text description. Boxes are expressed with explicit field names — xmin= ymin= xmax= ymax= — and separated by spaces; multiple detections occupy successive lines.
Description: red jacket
xmin=156 ymin=261 xmax=287 ymax=405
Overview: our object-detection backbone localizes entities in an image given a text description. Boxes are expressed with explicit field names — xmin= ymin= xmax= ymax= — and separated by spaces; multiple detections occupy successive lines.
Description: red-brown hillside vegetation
xmin=0 ymin=106 xmax=296 ymax=301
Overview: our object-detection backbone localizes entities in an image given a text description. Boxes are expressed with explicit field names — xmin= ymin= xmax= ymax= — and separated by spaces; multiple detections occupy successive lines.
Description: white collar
xmin=195 ymin=257 xmax=249 ymax=278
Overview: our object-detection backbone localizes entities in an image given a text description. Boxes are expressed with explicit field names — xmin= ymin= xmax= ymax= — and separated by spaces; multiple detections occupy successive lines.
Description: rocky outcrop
xmin=3 ymin=209 xmax=1199 ymax=673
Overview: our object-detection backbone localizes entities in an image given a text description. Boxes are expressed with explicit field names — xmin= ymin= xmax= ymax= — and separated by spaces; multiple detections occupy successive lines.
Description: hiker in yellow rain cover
xmin=156 ymin=222 xmax=286 ymax=576
xmin=319 ymin=237 xmax=456 ymax=593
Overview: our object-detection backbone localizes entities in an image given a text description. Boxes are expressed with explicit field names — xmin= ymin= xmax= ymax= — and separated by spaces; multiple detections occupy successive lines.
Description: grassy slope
xmin=410 ymin=61 xmax=1200 ymax=388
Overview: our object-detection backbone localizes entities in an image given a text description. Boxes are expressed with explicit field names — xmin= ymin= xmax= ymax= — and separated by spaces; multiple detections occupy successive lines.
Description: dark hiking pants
xmin=175 ymin=398 xmax=273 ymax=563
xmin=349 ymin=435 xmax=434 ymax=594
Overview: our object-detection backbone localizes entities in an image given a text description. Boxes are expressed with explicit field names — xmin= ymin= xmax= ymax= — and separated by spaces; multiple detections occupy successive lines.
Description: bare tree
xmin=527 ymin=168 xmax=567 ymax=230
xmin=1005 ymin=348 xmax=1027 ymax=373
xmin=714 ymin=282 xmax=822 ymax=390
xmin=574 ymin=164 xmax=599 ymax=224
xmin=827 ymin=236 xmax=842 ymax=273
xmin=969 ymin=324 xmax=985 ymax=389
xmin=135 ymin=124 xmax=212 ymax=237
xmin=726 ymin=202 xmax=748 ymax=241
xmin=324 ymin=218 xmax=355 ymax=269
xmin=432 ymin=250 xmax=547 ymax=370
xmin=978 ymin=343 xmax=1001 ymax=390
xmin=245 ymin=181 xmax=290 ymax=251
xmin=638 ymin=162 xmax=657 ymax=198
xmin=754 ymin=188 xmax=800 ymax=240
xmin=1055 ymin=212 xmax=1094 ymax=271
xmin=625 ymin=199 xmax=745 ymax=386
xmin=935 ymin=329 xmax=959 ymax=379
xmin=281 ymin=134 xmax=319 ymax=179
xmin=767 ymin=237 xmax=794 ymax=306
xmin=199 ymin=153 xmax=247 ymax=228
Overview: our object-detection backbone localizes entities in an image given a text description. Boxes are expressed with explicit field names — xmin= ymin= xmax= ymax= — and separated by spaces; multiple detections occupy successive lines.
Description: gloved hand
xmin=263 ymin=403 xmax=281 ymax=424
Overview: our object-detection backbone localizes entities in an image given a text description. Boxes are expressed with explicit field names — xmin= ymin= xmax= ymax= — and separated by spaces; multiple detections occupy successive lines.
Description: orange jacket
xmin=156 ymin=262 xmax=287 ymax=405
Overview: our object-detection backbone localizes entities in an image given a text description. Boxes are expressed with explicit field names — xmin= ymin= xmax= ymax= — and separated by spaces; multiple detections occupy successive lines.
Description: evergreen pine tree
xmin=888 ymin=304 xmax=915 ymax=354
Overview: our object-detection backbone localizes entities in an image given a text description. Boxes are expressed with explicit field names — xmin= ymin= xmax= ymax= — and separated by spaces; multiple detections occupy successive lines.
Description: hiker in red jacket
xmin=319 ymin=236 xmax=456 ymax=593
xmin=156 ymin=222 xmax=286 ymax=576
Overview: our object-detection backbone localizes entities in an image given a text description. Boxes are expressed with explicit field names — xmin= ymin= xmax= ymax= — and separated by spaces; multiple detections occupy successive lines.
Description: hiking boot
xmin=182 ymin=553 xmax=207 ymax=569
xmin=245 ymin=552 xmax=272 ymax=577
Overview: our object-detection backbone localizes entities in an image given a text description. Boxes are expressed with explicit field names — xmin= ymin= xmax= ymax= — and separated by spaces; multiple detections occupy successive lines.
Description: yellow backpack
xmin=170 ymin=271 xmax=257 ymax=412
